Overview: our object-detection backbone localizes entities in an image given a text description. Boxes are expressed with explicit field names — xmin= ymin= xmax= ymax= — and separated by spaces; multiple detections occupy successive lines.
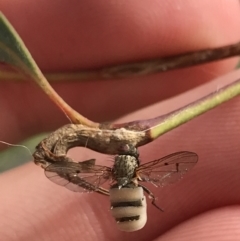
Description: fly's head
xmin=112 ymin=154 xmax=139 ymax=188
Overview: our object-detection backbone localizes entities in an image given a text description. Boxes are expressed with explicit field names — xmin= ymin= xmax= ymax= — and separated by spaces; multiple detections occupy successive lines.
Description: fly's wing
xmin=45 ymin=159 xmax=111 ymax=195
xmin=137 ymin=151 xmax=198 ymax=187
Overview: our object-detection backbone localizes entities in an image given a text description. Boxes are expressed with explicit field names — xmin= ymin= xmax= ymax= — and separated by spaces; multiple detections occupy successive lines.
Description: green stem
xmin=149 ymin=77 xmax=240 ymax=139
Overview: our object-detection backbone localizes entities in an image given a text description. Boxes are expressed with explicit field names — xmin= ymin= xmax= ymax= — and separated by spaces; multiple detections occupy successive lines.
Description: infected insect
xmin=42 ymin=150 xmax=198 ymax=232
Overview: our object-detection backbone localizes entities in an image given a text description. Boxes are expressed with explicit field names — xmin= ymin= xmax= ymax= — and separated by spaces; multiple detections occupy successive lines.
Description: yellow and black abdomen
xmin=109 ymin=186 xmax=147 ymax=232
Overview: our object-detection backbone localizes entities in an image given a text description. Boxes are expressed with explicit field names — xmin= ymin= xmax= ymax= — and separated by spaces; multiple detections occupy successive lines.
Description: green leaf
xmin=0 ymin=13 xmax=40 ymax=78
xmin=0 ymin=12 xmax=98 ymax=127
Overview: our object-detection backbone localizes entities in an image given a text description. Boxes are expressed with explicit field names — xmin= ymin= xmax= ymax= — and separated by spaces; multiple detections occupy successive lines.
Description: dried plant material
xmin=1 ymin=42 xmax=240 ymax=82
xmin=33 ymin=124 xmax=148 ymax=163
xmin=97 ymin=42 xmax=240 ymax=79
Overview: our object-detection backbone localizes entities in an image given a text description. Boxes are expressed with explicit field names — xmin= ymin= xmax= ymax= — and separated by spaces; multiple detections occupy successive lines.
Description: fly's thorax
xmin=112 ymin=155 xmax=139 ymax=187
xmin=109 ymin=184 xmax=147 ymax=232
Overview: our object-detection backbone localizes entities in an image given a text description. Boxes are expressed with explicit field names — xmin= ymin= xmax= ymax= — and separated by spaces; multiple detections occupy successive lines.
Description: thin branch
xmin=1 ymin=41 xmax=240 ymax=82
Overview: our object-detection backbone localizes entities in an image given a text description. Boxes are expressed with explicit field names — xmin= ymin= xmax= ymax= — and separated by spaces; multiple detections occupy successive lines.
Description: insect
xmin=43 ymin=151 xmax=198 ymax=232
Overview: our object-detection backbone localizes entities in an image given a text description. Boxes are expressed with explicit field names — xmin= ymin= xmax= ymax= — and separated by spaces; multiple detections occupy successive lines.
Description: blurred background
xmin=0 ymin=134 xmax=47 ymax=173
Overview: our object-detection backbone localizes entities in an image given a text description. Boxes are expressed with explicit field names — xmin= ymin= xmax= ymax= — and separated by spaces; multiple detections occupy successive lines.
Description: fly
xmin=43 ymin=151 xmax=198 ymax=232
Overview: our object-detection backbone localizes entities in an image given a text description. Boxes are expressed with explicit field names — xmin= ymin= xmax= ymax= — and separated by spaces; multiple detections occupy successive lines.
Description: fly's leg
xmin=96 ymin=187 xmax=110 ymax=196
xmin=139 ymin=184 xmax=164 ymax=212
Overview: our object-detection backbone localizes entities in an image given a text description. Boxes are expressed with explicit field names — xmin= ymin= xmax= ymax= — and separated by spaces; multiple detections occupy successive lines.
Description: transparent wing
xmin=45 ymin=159 xmax=111 ymax=195
xmin=137 ymin=151 xmax=198 ymax=187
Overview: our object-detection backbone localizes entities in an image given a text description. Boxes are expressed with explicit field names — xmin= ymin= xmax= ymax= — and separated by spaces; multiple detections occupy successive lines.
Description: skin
xmin=0 ymin=0 xmax=240 ymax=240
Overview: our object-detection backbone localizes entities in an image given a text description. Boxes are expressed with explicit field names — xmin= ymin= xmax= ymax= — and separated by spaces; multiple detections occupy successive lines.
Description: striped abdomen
xmin=109 ymin=186 xmax=147 ymax=232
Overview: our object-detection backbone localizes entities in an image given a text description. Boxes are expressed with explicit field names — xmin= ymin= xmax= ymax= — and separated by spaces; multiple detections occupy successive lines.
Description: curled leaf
xmin=33 ymin=76 xmax=240 ymax=158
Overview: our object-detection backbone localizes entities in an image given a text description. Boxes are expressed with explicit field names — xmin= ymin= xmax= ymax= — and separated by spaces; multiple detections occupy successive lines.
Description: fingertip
xmin=158 ymin=206 xmax=240 ymax=241
xmin=1 ymin=1 xmax=240 ymax=69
